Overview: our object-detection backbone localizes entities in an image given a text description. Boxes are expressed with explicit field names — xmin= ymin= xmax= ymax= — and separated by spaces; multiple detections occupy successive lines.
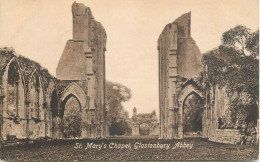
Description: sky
xmin=0 ymin=0 xmax=259 ymax=117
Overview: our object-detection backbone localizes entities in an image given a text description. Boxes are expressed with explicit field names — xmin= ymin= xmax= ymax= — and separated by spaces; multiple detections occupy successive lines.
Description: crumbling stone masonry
xmin=158 ymin=12 xmax=254 ymax=145
xmin=131 ymin=107 xmax=159 ymax=136
xmin=0 ymin=52 xmax=54 ymax=141
xmin=0 ymin=2 xmax=108 ymax=142
xmin=56 ymin=2 xmax=108 ymax=139
xmin=158 ymin=12 xmax=203 ymax=139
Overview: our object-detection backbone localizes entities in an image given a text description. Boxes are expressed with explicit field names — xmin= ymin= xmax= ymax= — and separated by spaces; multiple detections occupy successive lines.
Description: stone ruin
xmin=158 ymin=12 xmax=258 ymax=145
xmin=0 ymin=3 xmax=257 ymax=146
xmin=131 ymin=107 xmax=159 ymax=136
xmin=0 ymin=2 xmax=108 ymax=142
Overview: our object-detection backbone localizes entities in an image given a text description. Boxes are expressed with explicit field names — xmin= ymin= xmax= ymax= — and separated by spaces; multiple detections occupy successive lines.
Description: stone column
xmin=0 ymin=87 xmax=5 ymax=141
xmin=132 ymin=125 xmax=140 ymax=136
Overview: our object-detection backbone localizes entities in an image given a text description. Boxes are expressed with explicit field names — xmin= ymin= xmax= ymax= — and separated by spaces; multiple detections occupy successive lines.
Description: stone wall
xmin=158 ymin=12 xmax=203 ymax=139
xmin=0 ymin=55 xmax=53 ymax=141
xmin=157 ymin=12 xmax=252 ymax=145
xmin=56 ymin=2 xmax=108 ymax=138
xmin=131 ymin=108 xmax=159 ymax=136
xmin=177 ymin=38 xmax=202 ymax=78
xmin=0 ymin=2 xmax=108 ymax=141
xmin=209 ymin=129 xmax=241 ymax=144
xmin=56 ymin=40 xmax=86 ymax=80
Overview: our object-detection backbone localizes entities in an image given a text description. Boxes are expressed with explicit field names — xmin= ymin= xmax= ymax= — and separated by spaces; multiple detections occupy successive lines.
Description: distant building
xmin=131 ymin=107 xmax=159 ymax=136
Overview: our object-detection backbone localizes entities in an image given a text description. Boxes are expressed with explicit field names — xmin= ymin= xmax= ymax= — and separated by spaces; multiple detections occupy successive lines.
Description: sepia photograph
xmin=0 ymin=0 xmax=259 ymax=161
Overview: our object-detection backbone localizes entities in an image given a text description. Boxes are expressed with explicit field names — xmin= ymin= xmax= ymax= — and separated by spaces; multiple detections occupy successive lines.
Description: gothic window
xmin=7 ymin=61 xmax=20 ymax=116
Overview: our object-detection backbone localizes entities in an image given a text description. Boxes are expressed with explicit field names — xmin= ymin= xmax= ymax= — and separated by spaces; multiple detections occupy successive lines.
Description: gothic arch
xmin=1 ymin=58 xmax=27 ymax=139
xmin=60 ymin=93 xmax=82 ymax=138
xmin=182 ymin=91 xmax=204 ymax=108
xmin=5 ymin=58 xmax=26 ymax=89
xmin=178 ymin=80 xmax=203 ymax=106
xmin=60 ymin=93 xmax=82 ymax=118
xmin=60 ymin=82 xmax=87 ymax=119
xmin=61 ymin=82 xmax=86 ymax=109
xmin=176 ymin=79 xmax=205 ymax=138
xmin=4 ymin=58 xmax=26 ymax=117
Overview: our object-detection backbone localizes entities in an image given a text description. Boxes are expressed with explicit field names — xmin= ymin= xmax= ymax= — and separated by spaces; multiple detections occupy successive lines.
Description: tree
xmin=106 ymin=81 xmax=132 ymax=135
xmin=62 ymin=97 xmax=82 ymax=138
xmin=221 ymin=25 xmax=251 ymax=56
xmin=201 ymin=25 xmax=259 ymax=134
xmin=62 ymin=113 xmax=82 ymax=138
xmin=183 ymin=94 xmax=204 ymax=132
xmin=246 ymin=30 xmax=259 ymax=58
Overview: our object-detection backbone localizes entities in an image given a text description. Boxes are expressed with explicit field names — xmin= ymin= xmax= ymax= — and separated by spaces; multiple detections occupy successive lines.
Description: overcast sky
xmin=0 ymin=0 xmax=258 ymax=117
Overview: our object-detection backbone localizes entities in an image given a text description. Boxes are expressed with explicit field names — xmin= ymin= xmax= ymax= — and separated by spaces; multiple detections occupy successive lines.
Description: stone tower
xmin=56 ymin=2 xmax=107 ymax=138
xmin=158 ymin=12 xmax=203 ymax=139
xmin=133 ymin=107 xmax=137 ymax=117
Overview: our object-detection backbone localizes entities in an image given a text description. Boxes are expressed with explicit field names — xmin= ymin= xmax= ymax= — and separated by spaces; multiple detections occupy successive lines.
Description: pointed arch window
xmin=7 ymin=61 xmax=20 ymax=116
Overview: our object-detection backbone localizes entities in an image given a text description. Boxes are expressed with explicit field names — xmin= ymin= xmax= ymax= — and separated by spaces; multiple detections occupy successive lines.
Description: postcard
xmin=0 ymin=0 xmax=259 ymax=161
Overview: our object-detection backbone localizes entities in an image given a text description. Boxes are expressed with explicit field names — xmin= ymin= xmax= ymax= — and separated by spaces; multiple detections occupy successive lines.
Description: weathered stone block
xmin=56 ymin=40 xmax=86 ymax=80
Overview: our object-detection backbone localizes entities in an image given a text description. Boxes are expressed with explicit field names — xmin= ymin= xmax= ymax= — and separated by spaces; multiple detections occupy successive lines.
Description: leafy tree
xmin=62 ymin=97 xmax=82 ymax=138
xmin=221 ymin=25 xmax=251 ymax=56
xmin=201 ymin=25 xmax=259 ymax=134
xmin=246 ymin=30 xmax=259 ymax=58
xmin=106 ymin=81 xmax=132 ymax=135
xmin=62 ymin=113 xmax=82 ymax=138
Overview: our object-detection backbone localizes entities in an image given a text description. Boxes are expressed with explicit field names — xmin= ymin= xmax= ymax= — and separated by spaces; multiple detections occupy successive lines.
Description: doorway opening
xmin=183 ymin=93 xmax=204 ymax=138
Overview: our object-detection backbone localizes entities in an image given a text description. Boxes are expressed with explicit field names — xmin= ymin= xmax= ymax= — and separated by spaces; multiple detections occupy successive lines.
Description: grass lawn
xmin=0 ymin=136 xmax=258 ymax=161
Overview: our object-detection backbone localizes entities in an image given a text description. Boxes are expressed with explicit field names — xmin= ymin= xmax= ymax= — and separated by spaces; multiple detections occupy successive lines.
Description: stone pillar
xmin=0 ymin=87 xmax=5 ymax=141
xmin=25 ymin=99 xmax=30 ymax=139
xmin=52 ymin=117 xmax=61 ymax=139
xmin=132 ymin=125 xmax=140 ymax=136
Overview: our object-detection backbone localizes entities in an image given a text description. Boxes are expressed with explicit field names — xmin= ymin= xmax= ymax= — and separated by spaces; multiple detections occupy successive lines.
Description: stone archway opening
xmin=60 ymin=94 xmax=82 ymax=138
xmin=182 ymin=92 xmax=204 ymax=138
xmin=139 ymin=123 xmax=150 ymax=135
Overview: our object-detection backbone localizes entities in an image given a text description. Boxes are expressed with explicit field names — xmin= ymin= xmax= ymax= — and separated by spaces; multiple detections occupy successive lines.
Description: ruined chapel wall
xmin=158 ymin=12 xmax=203 ymax=139
xmin=0 ymin=57 xmax=53 ymax=140
xmin=2 ymin=59 xmax=26 ymax=140
xmin=56 ymin=41 xmax=86 ymax=80
xmin=177 ymin=38 xmax=202 ymax=78
xmin=1 ymin=2 xmax=108 ymax=141
xmin=56 ymin=2 xmax=107 ymax=138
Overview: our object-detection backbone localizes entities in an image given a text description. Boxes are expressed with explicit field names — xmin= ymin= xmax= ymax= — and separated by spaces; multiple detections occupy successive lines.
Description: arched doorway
xmin=60 ymin=94 xmax=82 ymax=138
xmin=139 ymin=123 xmax=150 ymax=135
xmin=182 ymin=92 xmax=204 ymax=137
xmin=176 ymin=80 xmax=205 ymax=139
